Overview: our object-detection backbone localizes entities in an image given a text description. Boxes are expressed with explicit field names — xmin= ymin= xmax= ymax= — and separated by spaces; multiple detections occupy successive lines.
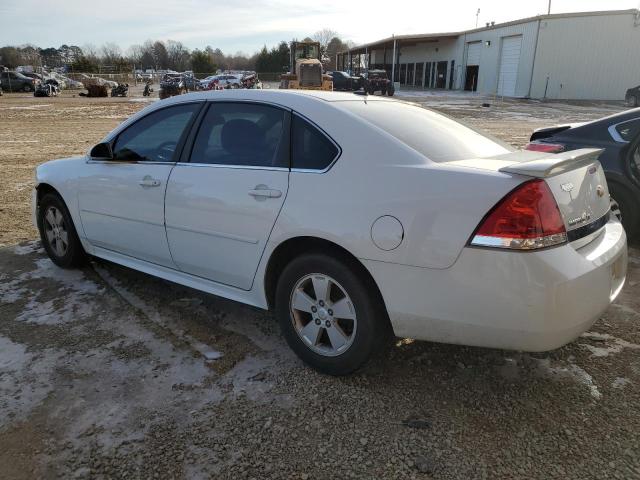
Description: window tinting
xmin=190 ymin=103 xmax=287 ymax=167
xmin=340 ymin=101 xmax=512 ymax=162
xmin=112 ymin=104 xmax=199 ymax=162
xmin=291 ymin=115 xmax=339 ymax=170
xmin=615 ymin=119 xmax=640 ymax=142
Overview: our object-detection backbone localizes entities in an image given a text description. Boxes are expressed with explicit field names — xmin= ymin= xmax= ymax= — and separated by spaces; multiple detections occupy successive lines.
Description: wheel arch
xmin=263 ymin=236 xmax=391 ymax=325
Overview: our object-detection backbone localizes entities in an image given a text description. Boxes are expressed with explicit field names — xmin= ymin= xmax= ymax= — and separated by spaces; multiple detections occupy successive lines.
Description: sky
xmin=0 ymin=0 xmax=638 ymax=55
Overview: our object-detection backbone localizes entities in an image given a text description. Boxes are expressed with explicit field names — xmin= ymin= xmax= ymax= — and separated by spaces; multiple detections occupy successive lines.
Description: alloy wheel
xmin=43 ymin=206 xmax=69 ymax=257
xmin=289 ymin=273 xmax=357 ymax=357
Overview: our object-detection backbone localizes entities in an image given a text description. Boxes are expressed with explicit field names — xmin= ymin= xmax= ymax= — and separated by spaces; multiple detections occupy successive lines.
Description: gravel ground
xmin=1 ymin=87 xmax=639 ymax=479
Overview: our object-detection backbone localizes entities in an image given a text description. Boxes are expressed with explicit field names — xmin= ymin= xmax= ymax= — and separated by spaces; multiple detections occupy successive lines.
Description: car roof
xmin=157 ymin=89 xmax=392 ymax=105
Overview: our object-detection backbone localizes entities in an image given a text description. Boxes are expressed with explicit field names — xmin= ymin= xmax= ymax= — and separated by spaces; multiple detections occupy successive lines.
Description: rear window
xmin=340 ymin=101 xmax=512 ymax=162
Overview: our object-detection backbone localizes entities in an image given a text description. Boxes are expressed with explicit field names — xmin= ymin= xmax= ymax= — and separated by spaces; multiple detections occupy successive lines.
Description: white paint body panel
xmin=77 ymin=161 xmax=176 ymax=267
xmin=164 ymin=164 xmax=289 ymax=290
xmin=33 ymin=90 xmax=628 ymax=353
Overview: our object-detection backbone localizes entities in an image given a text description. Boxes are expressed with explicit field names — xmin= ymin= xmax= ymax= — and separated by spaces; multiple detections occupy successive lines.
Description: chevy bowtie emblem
xmin=596 ymin=185 xmax=605 ymax=198
xmin=561 ymin=182 xmax=574 ymax=192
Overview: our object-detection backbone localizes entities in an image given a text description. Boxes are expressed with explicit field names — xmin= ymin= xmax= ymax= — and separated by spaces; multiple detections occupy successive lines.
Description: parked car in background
xmin=217 ymin=74 xmax=243 ymax=88
xmin=199 ymin=75 xmax=220 ymax=89
xmin=329 ymin=71 xmax=362 ymax=92
xmin=0 ymin=71 xmax=37 ymax=92
xmin=33 ymin=90 xmax=626 ymax=375
xmin=362 ymin=70 xmax=394 ymax=96
xmin=527 ymin=108 xmax=640 ymax=238
xmin=159 ymin=74 xmax=187 ymax=99
xmin=626 ymin=85 xmax=640 ymax=107
xmin=21 ymin=72 xmax=43 ymax=82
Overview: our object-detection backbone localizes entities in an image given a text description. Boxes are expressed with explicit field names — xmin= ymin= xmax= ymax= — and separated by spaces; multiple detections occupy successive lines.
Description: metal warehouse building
xmin=338 ymin=9 xmax=640 ymax=100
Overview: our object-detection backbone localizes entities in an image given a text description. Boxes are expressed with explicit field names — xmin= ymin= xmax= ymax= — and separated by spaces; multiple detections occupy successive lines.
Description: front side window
xmin=291 ymin=115 xmax=339 ymax=171
xmin=112 ymin=103 xmax=200 ymax=162
xmin=190 ymin=102 xmax=287 ymax=167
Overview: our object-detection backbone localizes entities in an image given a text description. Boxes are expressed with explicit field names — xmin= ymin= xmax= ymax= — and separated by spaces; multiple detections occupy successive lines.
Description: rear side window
xmin=340 ymin=101 xmax=512 ymax=162
xmin=614 ymin=119 xmax=640 ymax=142
xmin=190 ymin=102 xmax=288 ymax=168
xmin=291 ymin=115 xmax=339 ymax=170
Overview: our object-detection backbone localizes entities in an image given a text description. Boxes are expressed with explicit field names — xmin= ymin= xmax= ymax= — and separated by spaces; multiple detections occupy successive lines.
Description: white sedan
xmin=33 ymin=90 xmax=627 ymax=375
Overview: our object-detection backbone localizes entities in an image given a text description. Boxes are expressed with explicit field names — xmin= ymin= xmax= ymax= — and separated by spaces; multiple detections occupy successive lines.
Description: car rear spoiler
xmin=499 ymin=148 xmax=603 ymax=178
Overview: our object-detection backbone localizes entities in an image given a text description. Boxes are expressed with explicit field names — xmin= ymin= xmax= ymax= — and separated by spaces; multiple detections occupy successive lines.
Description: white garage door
xmin=466 ymin=42 xmax=482 ymax=66
xmin=497 ymin=35 xmax=522 ymax=97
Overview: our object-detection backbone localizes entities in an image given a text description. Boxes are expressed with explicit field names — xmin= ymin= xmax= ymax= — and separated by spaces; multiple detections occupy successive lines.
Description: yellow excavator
xmin=279 ymin=41 xmax=333 ymax=91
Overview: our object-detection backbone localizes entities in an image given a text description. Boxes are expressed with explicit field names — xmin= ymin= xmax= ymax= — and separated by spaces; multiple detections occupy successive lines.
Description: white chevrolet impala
xmin=34 ymin=90 xmax=627 ymax=375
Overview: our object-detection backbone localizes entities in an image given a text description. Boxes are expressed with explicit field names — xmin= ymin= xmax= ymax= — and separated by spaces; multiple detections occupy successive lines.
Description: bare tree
xmin=313 ymin=29 xmax=338 ymax=51
xmin=101 ymin=42 xmax=122 ymax=65
xmin=166 ymin=40 xmax=190 ymax=71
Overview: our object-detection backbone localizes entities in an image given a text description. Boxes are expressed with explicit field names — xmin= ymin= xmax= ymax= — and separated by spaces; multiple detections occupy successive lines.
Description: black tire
xmin=609 ymin=184 xmax=639 ymax=239
xmin=23 ymin=84 xmax=32 ymax=92
xmin=37 ymin=192 xmax=86 ymax=268
xmin=627 ymin=95 xmax=638 ymax=108
xmin=380 ymin=88 xmax=387 ymax=95
xmin=387 ymin=87 xmax=395 ymax=97
xmin=275 ymin=253 xmax=390 ymax=376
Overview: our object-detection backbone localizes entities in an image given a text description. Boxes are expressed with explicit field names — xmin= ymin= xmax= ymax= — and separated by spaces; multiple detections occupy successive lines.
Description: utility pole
xmin=547 ymin=0 xmax=551 ymax=14
xmin=475 ymin=8 xmax=480 ymax=28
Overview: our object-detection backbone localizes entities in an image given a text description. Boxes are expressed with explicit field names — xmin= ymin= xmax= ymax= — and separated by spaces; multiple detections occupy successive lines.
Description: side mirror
xmin=90 ymin=142 xmax=113 ymax=160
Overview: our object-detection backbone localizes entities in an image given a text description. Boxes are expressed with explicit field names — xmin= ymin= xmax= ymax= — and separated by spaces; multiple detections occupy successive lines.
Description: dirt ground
xmin=1 ymin=87 xmax=639 ymax=479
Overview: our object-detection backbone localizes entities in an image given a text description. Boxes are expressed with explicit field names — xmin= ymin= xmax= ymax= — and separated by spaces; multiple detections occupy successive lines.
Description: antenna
xmin=547 ymin=0 xmax=551 ymax=14
xmin=475 ymin=8 xmax=480 ymax=28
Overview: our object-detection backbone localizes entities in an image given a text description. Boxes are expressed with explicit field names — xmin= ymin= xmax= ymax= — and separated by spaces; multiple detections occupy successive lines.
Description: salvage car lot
xmin=1 ymin=89 xmax=639 ymax=479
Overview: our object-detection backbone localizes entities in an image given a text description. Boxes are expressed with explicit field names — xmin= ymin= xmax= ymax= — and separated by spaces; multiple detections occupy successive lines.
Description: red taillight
xmin=525 ymin=142 xmax=565 ymax=153
xmin=470 ymin=179 xmax=567 ymax=250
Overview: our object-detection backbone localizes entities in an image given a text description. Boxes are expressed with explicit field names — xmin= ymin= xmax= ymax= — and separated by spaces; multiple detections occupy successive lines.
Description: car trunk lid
xmin=447 ymin=148 xmax=611 ymax=241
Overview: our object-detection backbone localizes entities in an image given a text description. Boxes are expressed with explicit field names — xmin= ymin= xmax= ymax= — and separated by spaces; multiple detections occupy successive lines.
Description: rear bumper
xmin=363 ymin=219 xmax=627 ymax=352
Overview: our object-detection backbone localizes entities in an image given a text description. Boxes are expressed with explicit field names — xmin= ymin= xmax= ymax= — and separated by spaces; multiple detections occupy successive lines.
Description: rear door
xmin=164 ymin=101 xmax=290 ymax=290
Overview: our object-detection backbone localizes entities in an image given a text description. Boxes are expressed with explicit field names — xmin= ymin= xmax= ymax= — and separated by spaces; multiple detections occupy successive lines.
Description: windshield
xmin=295 ymin=44 xmax=319 ymax=60
xmin=340 ymin=101 xmax=513 ymax=162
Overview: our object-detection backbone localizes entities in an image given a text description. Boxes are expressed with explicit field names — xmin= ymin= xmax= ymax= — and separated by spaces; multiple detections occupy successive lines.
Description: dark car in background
xmin=362 ymin=69 xmax=394 ymax=96
xmin=329 ymin=71 xmax=362 ymax=91
xmin=527 ymin=108 xmax=640 ymax=238
xmin=626 ymin=85 xmax=639 ymax=107
xmin=0 ymin=71 xmax=37 ymax=92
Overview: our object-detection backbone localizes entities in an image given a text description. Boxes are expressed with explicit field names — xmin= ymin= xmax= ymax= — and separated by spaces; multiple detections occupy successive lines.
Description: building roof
xmin=341 ymin=9 xmax=640 ymax=54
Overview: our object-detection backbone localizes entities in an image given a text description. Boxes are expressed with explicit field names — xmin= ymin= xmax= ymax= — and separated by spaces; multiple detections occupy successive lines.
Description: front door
xmin=165 ymin=102 xmax=290 ymax=290
xmin=78 ymin=103 xmax=201 ymax=267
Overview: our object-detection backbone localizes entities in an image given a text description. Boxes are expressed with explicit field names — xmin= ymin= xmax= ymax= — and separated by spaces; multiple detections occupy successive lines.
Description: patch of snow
xmin=535 ymin=357 xmax=601 ymax=400
xmin=13 ymin=241 xmax=43 ymax=255
xmin=579 ymin=332 xmax=640 ymax=357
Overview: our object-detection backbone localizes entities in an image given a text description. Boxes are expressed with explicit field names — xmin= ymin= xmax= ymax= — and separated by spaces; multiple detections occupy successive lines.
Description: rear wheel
xmin=275 ymin=253 xmax=389 ymax=375
xmin=23 ymin=84 xmax=32 ymax=92
xmin=37 ymin=193 xmax=86 ymax=268
xmin=609 ymin=184 xmax=639 ymax=238
xmin=387 ymin=87 xmax=395 ymax=97
xmin=627 ymin=95 xmax=638 ymax=107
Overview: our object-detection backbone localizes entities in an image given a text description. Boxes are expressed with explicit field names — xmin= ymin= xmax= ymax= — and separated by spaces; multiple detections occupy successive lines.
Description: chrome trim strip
xmin=86 ymin=160 xmax=175 ymax=165
xmin=166 ymin=223 xmax=259 ymax=244
xmin=80 ymin=209 xmax=165 ymax=228
xmin=174 ymin=162 xmax=288 ymax=172
xmin=608 ymin=117 xmax=640 ymax=143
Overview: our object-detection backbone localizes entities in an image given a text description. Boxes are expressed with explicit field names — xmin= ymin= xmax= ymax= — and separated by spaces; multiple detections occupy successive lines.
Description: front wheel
xmin=37 ymin=193 xmax=86 ymax=268
xmin=627 ymin=95 xmax=638 ymax=107
xmin=275 ymin=253 xmax=389 ymax=375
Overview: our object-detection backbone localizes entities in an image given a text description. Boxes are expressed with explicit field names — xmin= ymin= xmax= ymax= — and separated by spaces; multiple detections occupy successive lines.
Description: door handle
xmin=248 ymin=187 xmax=282 ymax=198
xmin=138 ymin=176 xmax=161 ymax=188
